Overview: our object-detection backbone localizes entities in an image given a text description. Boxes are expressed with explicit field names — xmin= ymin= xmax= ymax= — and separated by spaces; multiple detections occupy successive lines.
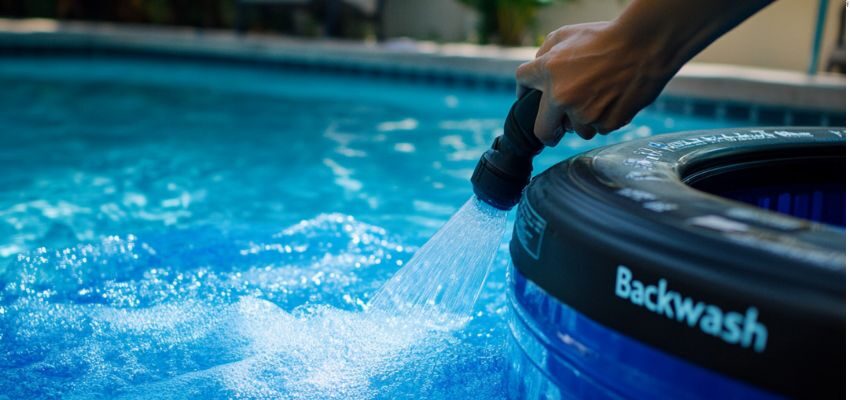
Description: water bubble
xmin=0 ymin=206 xmax=507 ymax=399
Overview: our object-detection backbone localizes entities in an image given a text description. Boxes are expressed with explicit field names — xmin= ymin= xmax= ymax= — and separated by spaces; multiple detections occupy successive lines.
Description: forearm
xmin=612 ymin=0 xmax=774 ymax=72
xmin=515 ymin=0 xmax=775 ymax=142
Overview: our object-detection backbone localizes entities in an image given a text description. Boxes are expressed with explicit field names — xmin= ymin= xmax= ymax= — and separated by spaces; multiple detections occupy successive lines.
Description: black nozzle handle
xmin=501 ymin=89 xmax=545 ymax=158
xmin=470 ymin=90 xmax=545 ymax=210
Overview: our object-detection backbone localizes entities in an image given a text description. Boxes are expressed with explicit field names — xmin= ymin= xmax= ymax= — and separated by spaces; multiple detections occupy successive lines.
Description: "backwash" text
xmin=615 ymin=265 xmax=768 ymax=353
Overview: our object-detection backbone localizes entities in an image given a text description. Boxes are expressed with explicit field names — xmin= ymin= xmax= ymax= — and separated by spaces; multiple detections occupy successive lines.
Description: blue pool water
xmin=0 ymin=55 xmax=737 ymax=399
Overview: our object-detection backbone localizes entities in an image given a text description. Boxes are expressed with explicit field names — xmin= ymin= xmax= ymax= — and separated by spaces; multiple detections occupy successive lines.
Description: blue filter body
xmin=506 ymin=267 xmax=780 ymax=400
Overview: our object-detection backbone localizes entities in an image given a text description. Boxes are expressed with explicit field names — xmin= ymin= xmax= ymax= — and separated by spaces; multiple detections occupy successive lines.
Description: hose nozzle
xmin=471 ymin=90 xmax=545 ymax=210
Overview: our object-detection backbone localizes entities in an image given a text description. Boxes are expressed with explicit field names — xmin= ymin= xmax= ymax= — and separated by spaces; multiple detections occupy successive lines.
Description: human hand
xmin=516 ymin=21 xmax=675 ymax=143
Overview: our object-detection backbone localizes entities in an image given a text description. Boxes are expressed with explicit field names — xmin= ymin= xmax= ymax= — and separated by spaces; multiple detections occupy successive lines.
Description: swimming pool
xmin=0 ymin=53 xmax=762 ymax=399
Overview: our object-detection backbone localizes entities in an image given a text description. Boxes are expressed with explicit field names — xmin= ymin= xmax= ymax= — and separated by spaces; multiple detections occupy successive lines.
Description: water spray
xmin=369 ymin=90 xmax=546 ymax=325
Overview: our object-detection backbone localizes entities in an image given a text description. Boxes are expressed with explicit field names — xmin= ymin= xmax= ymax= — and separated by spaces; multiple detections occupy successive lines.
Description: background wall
xmin=688 ymin=0 xmax=843 ymax=72
xmin=382 ymin=0 xmax=475 ymax=42
xmin=1 ymin=0 xmax=842 ymax=72
xmin=383 ymin=0 xmax=845 ymax=73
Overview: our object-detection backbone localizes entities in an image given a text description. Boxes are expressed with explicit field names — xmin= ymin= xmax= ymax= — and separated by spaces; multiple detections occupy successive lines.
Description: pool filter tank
xmin=471 ymin=98 xmax=845 ymax=399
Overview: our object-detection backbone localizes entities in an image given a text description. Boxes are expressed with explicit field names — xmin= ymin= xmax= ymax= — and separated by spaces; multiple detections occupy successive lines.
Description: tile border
xmin=0 ymin=18 xmax=843 ymax=126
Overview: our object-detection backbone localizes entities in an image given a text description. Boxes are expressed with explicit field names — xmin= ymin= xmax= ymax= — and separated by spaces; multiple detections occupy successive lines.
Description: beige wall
xmin=383 ymin=0 xmax=845 ymax=73
xmin=692 ymin=0 xmax=843 ymax=72
xmin=383 ymin=0 xmax=475 ymax=42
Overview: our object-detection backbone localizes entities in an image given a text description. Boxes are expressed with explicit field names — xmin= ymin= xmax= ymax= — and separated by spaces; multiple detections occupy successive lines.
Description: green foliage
xmin=457 ymin=0 xmax=576 ymax=45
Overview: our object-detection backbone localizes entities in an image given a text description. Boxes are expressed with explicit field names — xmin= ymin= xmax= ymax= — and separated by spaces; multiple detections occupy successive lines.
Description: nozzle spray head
xmin=471 ymin=90 xmax=545 ymax=210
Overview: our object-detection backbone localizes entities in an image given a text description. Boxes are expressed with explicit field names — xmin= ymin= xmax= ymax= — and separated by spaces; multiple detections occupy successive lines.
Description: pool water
xmin=0 ymin=55 xmax=736 ymax=399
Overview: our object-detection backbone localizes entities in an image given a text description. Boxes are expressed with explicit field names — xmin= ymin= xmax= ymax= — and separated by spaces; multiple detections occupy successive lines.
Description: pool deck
xmin=0 ymin=18 xmax=844 ymax=116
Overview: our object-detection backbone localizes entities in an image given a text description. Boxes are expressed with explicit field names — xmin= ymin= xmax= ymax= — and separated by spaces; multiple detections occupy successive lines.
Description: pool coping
xmin=0 ymin=18 xmax=845 ymax=123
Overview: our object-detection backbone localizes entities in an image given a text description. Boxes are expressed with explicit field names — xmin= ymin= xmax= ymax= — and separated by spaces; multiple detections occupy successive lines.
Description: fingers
xmin=592 ymin=120 xmax=621 ymax=136
xmin=536 ymin=28 xmax=568 ymax=58
xmin=515 ymin=60 xmax=542 ymax=91
xmin=517 ymin=51 xmax=610 ymax=143
xmin=533 ymin=96 xmax=569 ymax=146
xmin=589 ymin=100 xmax=619 ymax=136
xmin=536 ymin=112 xmax=598 ymax=143
xmin=563 ymin=106 xmax=598 ymax=140
xmin=519 ymin=28 xmax=571 ymax=98
xmin=516 ymin=84 xmax=530 ymax=99
xmin=594 ymin=95 xmax=643 ymax=136
xmin=551 ymin=117 xmax=573 ymax=144
xmin=517 ymin=59 xmax=567 ymax=145
xmin=515 ymin=60 xmax=540 ymax=99
xmin=572 ymin=122 xmax=597 ymax=140
xmin=517 ymin=59 xmax=595 ymax=144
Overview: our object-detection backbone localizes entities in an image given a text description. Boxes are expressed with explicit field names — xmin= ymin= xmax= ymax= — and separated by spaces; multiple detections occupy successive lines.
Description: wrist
xmin=603 ymin=17 xmax=683 ymax=80
xmin=609 ymin=0 xmax=774 ymax=75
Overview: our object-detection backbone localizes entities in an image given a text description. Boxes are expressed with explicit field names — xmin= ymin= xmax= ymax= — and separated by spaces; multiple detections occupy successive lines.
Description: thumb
xmin=515 ymin=59 xmax=543 ymax=95
xmin=516 ymin=58 xmax=565 ymax=146
xmin=533 ymin=95 xmax=567 ymax=146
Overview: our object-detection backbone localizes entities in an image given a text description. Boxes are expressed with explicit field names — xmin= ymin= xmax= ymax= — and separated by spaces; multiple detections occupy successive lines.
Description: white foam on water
xmin=224 ymin=299 xmax=455 ymax=399
xmin=1 ymin=201 xmax=508 ymax=399
xmin=86 ymin=297 xmax=460 ymax=400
